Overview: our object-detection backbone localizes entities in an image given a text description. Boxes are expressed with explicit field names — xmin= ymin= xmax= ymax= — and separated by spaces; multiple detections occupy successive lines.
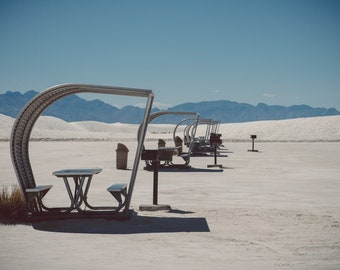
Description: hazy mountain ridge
xmin=1 ymin=90 xmax=339 ymax=123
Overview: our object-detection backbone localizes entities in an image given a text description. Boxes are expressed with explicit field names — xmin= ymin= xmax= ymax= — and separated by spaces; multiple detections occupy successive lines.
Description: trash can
xmin=116 ymin=143 xmax=129 ymax=169
xmin=158 ymin=139 xmax=166 ymax=148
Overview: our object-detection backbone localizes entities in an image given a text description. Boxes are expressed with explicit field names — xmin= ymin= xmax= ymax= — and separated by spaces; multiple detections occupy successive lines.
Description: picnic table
xmin=53 ymin=168 xmax=102 ymax=213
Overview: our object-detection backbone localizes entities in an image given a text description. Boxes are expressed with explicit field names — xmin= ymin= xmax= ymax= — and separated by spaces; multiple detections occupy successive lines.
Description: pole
xmin=152 ymin=160 xmax=159 ymax=205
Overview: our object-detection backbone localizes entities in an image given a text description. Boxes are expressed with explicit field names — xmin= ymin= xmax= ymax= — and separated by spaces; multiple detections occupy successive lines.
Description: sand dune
xmin=1 ymin=113 xmax=340 ymax=142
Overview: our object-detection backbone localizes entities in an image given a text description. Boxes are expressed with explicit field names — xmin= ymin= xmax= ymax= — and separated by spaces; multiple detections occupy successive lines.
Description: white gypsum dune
xmin=1 ymin=114 xmax=340 ymax=142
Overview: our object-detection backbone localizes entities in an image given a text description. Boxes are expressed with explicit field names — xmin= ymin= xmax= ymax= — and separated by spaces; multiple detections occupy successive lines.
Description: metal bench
xmin=107 ymin=184 xmax=128 ymax=211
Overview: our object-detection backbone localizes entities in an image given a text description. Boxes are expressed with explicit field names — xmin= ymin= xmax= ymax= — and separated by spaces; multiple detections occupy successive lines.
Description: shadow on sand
xmin=157 ymin=167 xmax=229 ymax=172
xmin=32 ymin=212 xmax=210 ymax=234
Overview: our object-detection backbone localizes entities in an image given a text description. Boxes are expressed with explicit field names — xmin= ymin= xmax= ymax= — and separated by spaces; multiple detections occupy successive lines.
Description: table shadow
xmin=32 ymin=214 xmax=210 ymax=234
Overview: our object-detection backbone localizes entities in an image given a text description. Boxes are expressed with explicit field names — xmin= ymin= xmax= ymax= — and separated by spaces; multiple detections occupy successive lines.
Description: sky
xmin=1 ymin=0 xmax=340 ymax=110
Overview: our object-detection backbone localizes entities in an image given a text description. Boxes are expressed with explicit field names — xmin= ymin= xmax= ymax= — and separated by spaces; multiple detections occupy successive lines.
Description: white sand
xmin=0 ymin=114 xmax=340 ymax=269
xmin=1 ymin=114 xmax=340 ymax=141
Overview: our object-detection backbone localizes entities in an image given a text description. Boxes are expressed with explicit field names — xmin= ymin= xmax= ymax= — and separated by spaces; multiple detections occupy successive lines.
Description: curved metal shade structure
xmin=172 ymin=117 xmax=198 ymax=143
xmin=148 ymin=111 xmax=198 ymax=124
xmin=139 ymin=111 xmax=199 ymax=168
xmin=10 ymin=83 xmax=154 ymax=213
xmin=137 ymin=111 xmax=199 ymax=141
xmin=185 ymin=118 xmax=220 ymax=141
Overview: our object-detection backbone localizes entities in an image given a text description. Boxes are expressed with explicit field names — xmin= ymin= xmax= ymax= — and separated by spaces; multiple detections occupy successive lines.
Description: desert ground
xmin=0 ymin=115 xmax=340 ymax=269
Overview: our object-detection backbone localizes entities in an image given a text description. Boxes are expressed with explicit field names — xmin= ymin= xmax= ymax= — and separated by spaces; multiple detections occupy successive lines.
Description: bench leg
xmin=26 ymin=192 xmax=45 ymax=213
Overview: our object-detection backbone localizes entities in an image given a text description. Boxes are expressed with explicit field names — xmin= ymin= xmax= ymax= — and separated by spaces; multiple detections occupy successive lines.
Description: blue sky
xmin=1 ymin=0 xmax=340 ymax=110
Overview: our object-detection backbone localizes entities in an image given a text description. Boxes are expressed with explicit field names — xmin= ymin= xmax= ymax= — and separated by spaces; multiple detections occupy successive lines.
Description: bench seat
xmin=25 ymin=185 xmax=53 ymax=212
xmin=107 ymin=183 xmax=128 ymax=211
xmin=26 ymin=185 xmax=53 ymax=198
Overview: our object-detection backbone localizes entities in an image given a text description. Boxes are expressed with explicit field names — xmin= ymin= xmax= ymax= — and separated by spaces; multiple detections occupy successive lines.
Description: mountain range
xmin=0 ymin=90 xmax=339 ymax=124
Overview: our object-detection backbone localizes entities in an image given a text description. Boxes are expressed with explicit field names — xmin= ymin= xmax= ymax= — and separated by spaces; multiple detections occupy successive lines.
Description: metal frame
xmin=139 ymin=111 xmax=199 ymax=169
xmin=10 ymin=83 xmax=154 ymax=217
xmin=185 ymin=119 xmax=228 ymax=156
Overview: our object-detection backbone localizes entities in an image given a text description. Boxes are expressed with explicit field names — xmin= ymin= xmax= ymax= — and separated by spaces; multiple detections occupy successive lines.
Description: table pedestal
xmin=139 ymin=159 xmax=171 ymax=211
xmin=207 ymin=144 xmax=223 ymax=168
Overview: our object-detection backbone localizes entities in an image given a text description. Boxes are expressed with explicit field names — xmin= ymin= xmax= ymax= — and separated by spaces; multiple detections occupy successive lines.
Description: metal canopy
xmin=139 ymin=111 xmax=200 ymax=168
xmin=10 ymin=83 xmax=154 ymax=215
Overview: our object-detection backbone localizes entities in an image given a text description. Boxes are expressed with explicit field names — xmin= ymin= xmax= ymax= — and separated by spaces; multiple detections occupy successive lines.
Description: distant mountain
xmin=0 ymin=90 xmax=37 ymax=117
xmin=0 ymin=90 xmax=147 ymax=124
xmin=1 ymin=90 xmax=339 ymax=123
xmin=170 ymin=100 xmax=340 ymax=123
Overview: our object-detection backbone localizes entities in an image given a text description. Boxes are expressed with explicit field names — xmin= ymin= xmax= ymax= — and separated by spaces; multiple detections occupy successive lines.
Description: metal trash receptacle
xmin=116 ymin=143 xmax=129 ymax=169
